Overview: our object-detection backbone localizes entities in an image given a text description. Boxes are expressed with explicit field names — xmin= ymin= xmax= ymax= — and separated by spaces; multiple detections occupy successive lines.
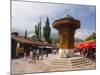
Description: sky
xmin=12 ymin=1 xmax=96 ymax=40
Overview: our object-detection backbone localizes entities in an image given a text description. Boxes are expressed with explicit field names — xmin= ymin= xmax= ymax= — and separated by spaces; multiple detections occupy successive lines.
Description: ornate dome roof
xmin=28 ymin=33 xmax=36 ymax=37
xmin=64 ymin=15 xmax=74 ymax=20
xmin=52 ymin=15 xmax=80 ymax=30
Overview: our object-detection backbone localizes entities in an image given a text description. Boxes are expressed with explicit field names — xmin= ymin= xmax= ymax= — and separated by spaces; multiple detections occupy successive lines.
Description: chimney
xmin=11 ymin=32 xmax=19 ymax=36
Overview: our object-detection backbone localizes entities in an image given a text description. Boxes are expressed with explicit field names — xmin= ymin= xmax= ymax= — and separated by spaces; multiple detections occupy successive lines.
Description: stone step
xmin=44 ymin=55 xmax=91 ymax=68
xmin=48 ymin=55 xmax=85 ymax=62
xmin=72 ymin=62 xmax=91 ymax=67
xmin=45 ymin=58 xmax=90 ymax=66
xmin=44 ymin=59 xmax=91 ymax=68
xmin=46 ymin=56 xmax=87 ymax=64
xmin=71 ymin=59 xmax=86 ymax=63
xmin=46 ymin=58 xmax=70 ymax=63
xmin=72 ymin=61 xmax=90 ymax=66
xmin=44 ymin=59 xmax=71 ymax=68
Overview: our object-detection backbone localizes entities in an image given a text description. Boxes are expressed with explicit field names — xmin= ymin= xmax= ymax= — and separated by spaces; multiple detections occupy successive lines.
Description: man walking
xmin=33 ymin=50 xmax=37 ymax=62
xmin=29 ymin=50 xmax=33 ymax=63
xmin=40 ymin=48 xmax=44 ymax=60
xmin=36 ymin=49 xmax=40 ymax=60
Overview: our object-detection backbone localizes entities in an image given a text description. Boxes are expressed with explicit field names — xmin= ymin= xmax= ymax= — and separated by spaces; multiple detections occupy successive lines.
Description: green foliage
xmin=43 ymin=17 xmax=51 ymax=43
xmin=85 ymin=33 xmax=96 ymax=41
xmin=38 ymin=21 xmax=41 ymax=40
xmin=50 ymin=37 xmax=59 ymax=44
xmin=34 ymin=19 xmax=42 ymax=40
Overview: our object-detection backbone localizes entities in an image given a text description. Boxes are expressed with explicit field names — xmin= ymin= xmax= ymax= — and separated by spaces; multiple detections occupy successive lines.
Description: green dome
xmin=28 ymin=33 xmax=36 ymax=37
xmin=64 ymin=15 xmax=74 ymax=20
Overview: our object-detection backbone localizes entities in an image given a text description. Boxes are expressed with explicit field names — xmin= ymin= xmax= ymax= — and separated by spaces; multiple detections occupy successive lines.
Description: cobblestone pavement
xmin=11 ymin=54 xmax=96 ymax=74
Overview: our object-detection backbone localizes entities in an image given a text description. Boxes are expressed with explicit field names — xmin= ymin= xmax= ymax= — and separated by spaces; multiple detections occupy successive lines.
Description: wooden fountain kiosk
xmin=44 ymin=15 xmax=91 ymax=67
xmin=53 ymin=15 xmax=80 ymax=58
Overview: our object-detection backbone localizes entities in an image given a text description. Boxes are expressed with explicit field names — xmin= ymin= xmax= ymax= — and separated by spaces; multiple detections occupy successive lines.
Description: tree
xmin=50 ymin=37 xmax=59 ymax=44
xmin=43 ymin=17 xmax=51 ymax=43
xmin=25 ymin=30 xmax=27 ymax=38
xmin=85 ymin=32 xmax=96 ymax=41
xmin=38 ymin=18 xmax=41 ymax=40
xmin=34 ymin=18 xmax=42 ymax=40
xmin=35 ymin=25 xmax=39 ymax=39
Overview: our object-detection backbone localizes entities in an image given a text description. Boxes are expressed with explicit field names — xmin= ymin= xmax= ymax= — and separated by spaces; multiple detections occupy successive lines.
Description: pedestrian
xmin=29 ymin=50 xmax=33 ymax=63
xmin=36 ymin=48 xmax=40 ymax=60
xmin=16 ymin=47 xmax=19 ymax=58
xmin=56 ymin=48 xmax=59 ymax=54
xmin=23 ymin=49 xmax=27 ymax=61
xmin=82 ymin=48 xmax=88 ymax=59
xmin=80 ymin=49 xmax=83 ymax=56
xmin=54 ymin=48 xmax=57 ymax=54
xmin=46 ymin=48 xmax=49 ymax=57
xmin=33 ymin=50 xmax=37 ymax=62
xmin=40 ymin=48 xmax=44 ymax=60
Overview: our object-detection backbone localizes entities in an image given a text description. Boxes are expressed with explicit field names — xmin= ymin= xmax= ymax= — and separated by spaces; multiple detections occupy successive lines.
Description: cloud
xmin=12 ymin=1 xmax=64 ymax=18
xmin=12 ymin=1 xmax=74 ymax=31
xmin=75 ymin=29 xmax=95 ymax=40
xmin=12 ymin=1 xmax=96 ymax=38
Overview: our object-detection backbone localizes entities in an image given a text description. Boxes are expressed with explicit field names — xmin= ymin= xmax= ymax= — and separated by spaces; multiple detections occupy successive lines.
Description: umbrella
xmin=75 ymin=42 xmax=85 ymax=49
xmin=75 ymin=40 xmax=96 ymax=49
xmin=84 ymin=40 xmax=96 ymax=48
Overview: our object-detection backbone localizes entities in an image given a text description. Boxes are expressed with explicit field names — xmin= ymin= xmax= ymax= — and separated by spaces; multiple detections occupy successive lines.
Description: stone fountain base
xmin=44 ymin=54 xmax=91 ymax=68
xmin=59 ymin=49 xmax=75 ymax=58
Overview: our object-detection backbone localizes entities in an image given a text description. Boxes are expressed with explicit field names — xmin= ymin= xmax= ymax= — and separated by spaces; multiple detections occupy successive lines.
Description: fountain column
xmin=52 ymin=15 xmax=80 ymax=58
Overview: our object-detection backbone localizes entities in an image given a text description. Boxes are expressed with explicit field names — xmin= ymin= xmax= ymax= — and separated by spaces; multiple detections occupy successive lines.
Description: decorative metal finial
xmin=65 ymin=9 xmax=70 ymax=16
xmin=64 ymin=9 xmax=74 ymax=19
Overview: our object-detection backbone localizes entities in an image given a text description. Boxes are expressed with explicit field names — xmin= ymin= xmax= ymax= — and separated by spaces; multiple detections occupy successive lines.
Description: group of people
xmin=22 ymin=47 xmax=59 ymax=63
xmin=28 ymin=48 xmax=44 ymax=63
xmin=74 ymin=48 xmax=96 ymax=59
xmin=52 ymin=47 xmax=58 ymax=54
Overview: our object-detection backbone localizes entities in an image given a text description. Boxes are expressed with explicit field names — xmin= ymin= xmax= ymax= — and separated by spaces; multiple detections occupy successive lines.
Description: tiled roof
xmin=12 ymin=35 xmax=45 ymax=46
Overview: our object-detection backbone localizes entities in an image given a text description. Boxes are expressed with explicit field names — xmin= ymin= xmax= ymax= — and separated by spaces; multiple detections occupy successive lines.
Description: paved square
xmin=11 ymin=54 xmax=96 ymax=74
